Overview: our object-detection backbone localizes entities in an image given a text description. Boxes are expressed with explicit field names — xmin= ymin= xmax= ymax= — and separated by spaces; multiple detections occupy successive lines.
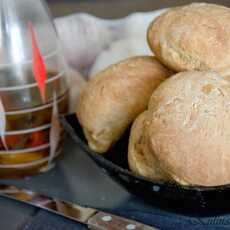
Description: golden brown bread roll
xmin=128 ymin=111 xmax=170 ymax=181
xmin=147 ymin=3 xmax=230 ymax=76
xmin=77 ymin=56 xmax=171 ymax=153
xmin=147 ymin=71 xmax=230 ymax=186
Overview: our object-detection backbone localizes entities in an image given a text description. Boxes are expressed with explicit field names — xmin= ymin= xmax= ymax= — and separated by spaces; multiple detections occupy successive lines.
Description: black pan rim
xmin=60 ymin=114 xmax=230 ymax=193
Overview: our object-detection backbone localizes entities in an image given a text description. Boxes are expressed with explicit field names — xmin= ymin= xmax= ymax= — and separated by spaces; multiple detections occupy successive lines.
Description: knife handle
xmin=87 ymin=212 xmax=158 ymax=230
xmin=0 ymin=184 xmax=158 ymax=230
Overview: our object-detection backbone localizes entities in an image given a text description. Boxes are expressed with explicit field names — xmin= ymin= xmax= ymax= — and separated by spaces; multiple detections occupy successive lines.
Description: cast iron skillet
xmin=61 ymin=114 xmax=230 ymax=216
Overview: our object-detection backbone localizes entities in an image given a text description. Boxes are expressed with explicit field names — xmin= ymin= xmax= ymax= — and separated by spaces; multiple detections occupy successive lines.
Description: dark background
xmin=46 ymin=0 xmax=230 ymax=18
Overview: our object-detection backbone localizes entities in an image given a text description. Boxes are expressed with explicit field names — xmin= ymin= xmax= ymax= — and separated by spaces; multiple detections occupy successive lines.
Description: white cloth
xmin=55 ymin=9 xmax=166 ymax=75
xmin=54 ymin=9 xmax=166 ymax=111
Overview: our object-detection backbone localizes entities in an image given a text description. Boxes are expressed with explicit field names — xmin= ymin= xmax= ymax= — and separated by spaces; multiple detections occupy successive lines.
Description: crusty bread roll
xmin=147 ymin=3 xmax=230 ymax=77
xmin=128 ymin=111 xmax=170 ymax=181
xmin=147 ymin=71 xmax=230 ymax=186
xmin=77 ymin=56 xmax=171 ymax=153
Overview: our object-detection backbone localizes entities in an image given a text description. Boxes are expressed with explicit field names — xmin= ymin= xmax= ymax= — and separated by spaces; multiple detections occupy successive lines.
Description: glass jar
xmin=0 ymin=0 xmax=69 ymax=178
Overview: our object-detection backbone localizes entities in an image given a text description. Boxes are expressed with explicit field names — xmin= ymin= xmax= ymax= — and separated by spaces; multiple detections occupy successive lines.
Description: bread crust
xmin=128 ymin=111 xmax=170 ymax=181
xmin=77 ymin=56 xmax=171 ymax=153
xmin=148 ymin=71 xmax=230 ymax=186
xmin=147 ymin=3 xmax=230 ymax=76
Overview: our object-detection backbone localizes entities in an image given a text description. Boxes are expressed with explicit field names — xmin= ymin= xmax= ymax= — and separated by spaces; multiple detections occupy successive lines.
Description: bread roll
xmin=128 ymin=111 xmax=169 ymax=181
xmin=77 ymin=56 xmax=171 ymax=153
xmin=147 ymin=3 xmax=230 ymax=77
xmin=147 ymin=71 xmax=230 ymax=186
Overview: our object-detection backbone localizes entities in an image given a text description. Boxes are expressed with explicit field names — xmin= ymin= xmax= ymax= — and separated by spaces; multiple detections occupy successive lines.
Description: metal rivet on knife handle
xmin=126 ymin=224 xmax=137 ymax=230
xmin=87 ymin=212 xmax=159 ymax=230
xmin=101 ymin=215 xmax=112 ymax=222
